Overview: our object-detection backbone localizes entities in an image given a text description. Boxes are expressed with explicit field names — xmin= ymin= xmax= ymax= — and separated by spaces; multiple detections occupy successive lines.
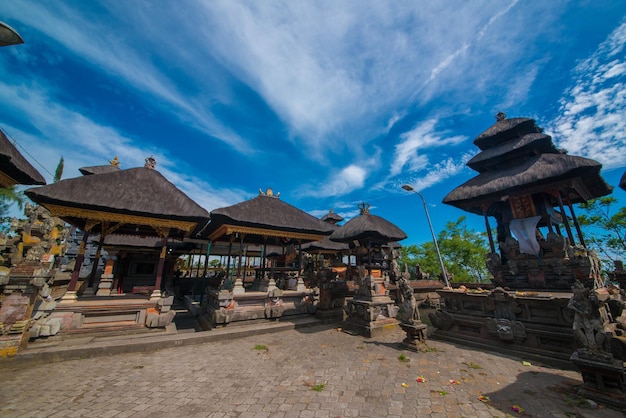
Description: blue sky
xmin=1 ymin=1 xmax=626 ymax=247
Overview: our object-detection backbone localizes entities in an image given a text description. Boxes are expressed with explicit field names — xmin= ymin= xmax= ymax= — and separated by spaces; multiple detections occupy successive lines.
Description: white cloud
xmin=2 ymin=1 xmax=251 ymax=153
xmin=0 ymin=80 xmax=245 ymax=212
xmin=389 ymin=119 xmax=466 ymax=178
xmin=194 ymin=0 xmax=536 ymax=155
xmin=403 ymin=154 xmax=472 ymax=193
xmin=547 ymin=20 xmax=626 ymax=170
xmin=303 ymin=164 xmax=368 ymax=198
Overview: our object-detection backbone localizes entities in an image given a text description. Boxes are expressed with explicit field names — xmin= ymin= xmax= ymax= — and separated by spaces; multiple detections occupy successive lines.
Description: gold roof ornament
xmin=496 ymin=111 xmax=507 ymax=121
xmin=259 ymin=187 xmax=280 ymax=198
xmin=109 ymin=155 xmax=120 ymax=167
xmin=358 ymin=202 xmax=370 ymax=215
xmin=144 ymin=155 xmax=156 ymax=169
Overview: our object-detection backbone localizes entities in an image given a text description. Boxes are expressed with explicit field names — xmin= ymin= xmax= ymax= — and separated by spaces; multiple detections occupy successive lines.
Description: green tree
xmin=53 ymin=156 xmax=64 ymax=183
xmin=577 ymin=197 xmax=626 ymax=265
xmin=400 ymin=216 xmax=489 ymax=283
xmin=0 ymin=186 xmax=25 ymax=217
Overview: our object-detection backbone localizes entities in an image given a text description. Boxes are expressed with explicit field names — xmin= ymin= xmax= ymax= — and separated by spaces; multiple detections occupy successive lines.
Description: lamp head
xmin=401 ymin=184 xmax=414 ymax=192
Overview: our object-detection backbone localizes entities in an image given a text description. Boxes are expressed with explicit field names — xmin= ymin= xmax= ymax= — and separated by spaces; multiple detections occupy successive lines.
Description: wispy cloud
xmin=0 ymin=80 xmax=244 ymax=211
xmin=547 ymin=20 xmax=626 ymax=170
xmin=389 ymin=119 xmax=466 ymax=178
xmin=2 ymin=1 xmax=251 ymax=153
xmin=403 ymin=154 xmax=473 ymax=193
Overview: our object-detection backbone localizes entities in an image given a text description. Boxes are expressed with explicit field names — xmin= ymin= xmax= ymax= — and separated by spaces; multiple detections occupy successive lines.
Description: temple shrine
xmin=430 ymin=113 xmax=614 ymax=367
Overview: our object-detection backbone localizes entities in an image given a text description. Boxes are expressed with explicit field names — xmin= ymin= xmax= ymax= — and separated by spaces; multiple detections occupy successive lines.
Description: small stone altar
xmin=327 ymin=203 xmax=407 ymax=338
xmin=342 ymin=267 xmax=399 ymax=338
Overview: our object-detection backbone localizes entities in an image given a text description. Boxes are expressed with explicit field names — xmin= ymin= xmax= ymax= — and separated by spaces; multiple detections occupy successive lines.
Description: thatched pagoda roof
xmin=25 ymin=167 xmax=210 ymax=239
xmin=205 ymin=194 xmax=335 ymax=244
xmin=443 ymin=153 xmax=612 ymax=214
xmin=620 ymin=171 xmax=626 ymax=191
xmin=0 ymin=128 xmax=46 ymax=187
xmin=329 ymin=205 xmax=406 ymax=245
xmin=467 ymin=133 xmax=557 ymax=172
xmin=473 ymin=117 xmax=540 ymax=150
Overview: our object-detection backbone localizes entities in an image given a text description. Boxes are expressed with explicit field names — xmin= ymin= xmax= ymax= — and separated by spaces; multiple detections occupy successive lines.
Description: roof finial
xmin=109 ymin=155 xmax=120 ymax=167
xmin=358 ymin=202 xmax=370 ymax=215
xmin=495 ymin=111 xmax=506 ymax=121
xmin=259 ymin=187 xmax=280 ymax=198
xmin=144 ymin=155 xmax=156 ymax=169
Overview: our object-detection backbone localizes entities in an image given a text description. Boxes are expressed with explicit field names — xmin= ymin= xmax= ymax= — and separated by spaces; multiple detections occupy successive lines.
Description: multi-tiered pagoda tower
xmin=444 ymin=112 xmax=612 ymax=289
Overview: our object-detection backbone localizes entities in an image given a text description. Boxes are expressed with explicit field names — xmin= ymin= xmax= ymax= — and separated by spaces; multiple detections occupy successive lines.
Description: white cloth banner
xmin=509 ymin=216 xmax=541 ymax=256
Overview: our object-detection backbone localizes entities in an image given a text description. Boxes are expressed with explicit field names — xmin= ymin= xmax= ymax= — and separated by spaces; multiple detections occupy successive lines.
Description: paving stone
xmin=1 ymin=324 xmax=624 ymax=417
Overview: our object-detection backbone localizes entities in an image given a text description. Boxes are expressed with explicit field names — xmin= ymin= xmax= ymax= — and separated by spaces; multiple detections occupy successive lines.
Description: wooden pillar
xmin=566 ymin=198 xmax=587 ymax=248
xmin=62 ymin=221 xmax=98 ymax=301
xmin=236 ymin=233 xmax=244 ymax=278
xmin=87 ymin=239 xmax=103 ymax=288
xmin=482 ymin=205 xmax=496 ymax=254
xmin=151 ymin=228 xmax=169 ymax=300
xmin=556 ymin=192 xmax=575 ymax=245
xmin=86 ymin=221 xmax=121 ymax=288
xmin=225 ymin=238 xmax=233 ymax=287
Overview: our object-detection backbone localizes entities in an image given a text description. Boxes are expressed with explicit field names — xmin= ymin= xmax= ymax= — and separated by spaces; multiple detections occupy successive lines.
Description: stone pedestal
xmin=570 ymin=349 xmax=626 ymax=409
xmin=96 ymin=273 xmax=114 ymax=296
xmin=342 ymin=276 xmax=399 ymax=338
xmin=150 ymin=289 xmax=162 ymax=301
xmin=399 ymin=322 xmax=428 ymax=352
xmin=60 ymin=290 xmax=78 ymax=303
xmin=232 ymin=277 xmax=245 ymax=295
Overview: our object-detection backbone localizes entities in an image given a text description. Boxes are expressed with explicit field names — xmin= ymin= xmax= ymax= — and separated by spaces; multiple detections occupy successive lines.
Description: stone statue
xmin=396 ymin=267 xmax=420 ymax=325
xmin=568 ymin=281 xmax=608 ymax=352
xmin=415 ymin=264 xmax=430 ymax=280
xmin=388 ymin=249 xmax=400 ymax=283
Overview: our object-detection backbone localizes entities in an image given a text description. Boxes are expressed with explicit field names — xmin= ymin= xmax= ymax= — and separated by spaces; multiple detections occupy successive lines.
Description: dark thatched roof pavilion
xmin=205 ymin=192 xmax=334 ymax=244
xmin=25 ymin=165 xmax=210 ymax=296
xmin=0 ymin=128 xmax=46 ymax=187
xmin=329 ymin=203 xmax=406 ymax=246
xmin=25 ymin=166 xmax=210 ymax=240
xmin=321 ymin=208 xmax=344 ymax=225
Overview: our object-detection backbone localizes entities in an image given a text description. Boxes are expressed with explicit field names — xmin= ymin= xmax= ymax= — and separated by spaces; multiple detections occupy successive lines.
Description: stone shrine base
xmin=342 ymin=297 xmax=399 ymax=338
xmin=428 ymin=287 xmax=576 ymax=368
xmin=202 ymin=288 xmax=317 ymax=328
xmin=570 ymin=349 xmax=626 ymax=409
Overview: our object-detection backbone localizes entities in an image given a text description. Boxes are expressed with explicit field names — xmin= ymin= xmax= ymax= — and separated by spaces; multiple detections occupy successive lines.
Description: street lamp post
xmin=401 ymin=184 xmax=450 ymax=288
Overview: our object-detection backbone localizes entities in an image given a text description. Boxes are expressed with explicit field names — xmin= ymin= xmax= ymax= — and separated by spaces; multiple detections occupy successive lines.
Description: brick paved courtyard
xmin=0 ymin=323 xmax=623 ymax=417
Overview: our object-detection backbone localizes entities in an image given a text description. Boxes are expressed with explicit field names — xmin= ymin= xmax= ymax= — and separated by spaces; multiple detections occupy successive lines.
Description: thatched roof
xmin=443 ymin=153 xmax=612 ymax=214
xmin=329 ymin=211 xmax=407 ymax=245
xmin=473 ymin=117 xmax=540 ymax=150
xmin=205 ymin=194 xmax=335 ymax=243
xmin=467 ymin=133 xmax=557 ymax=172
xmin=620 ymin=171 xmax=626 ymax=191
xmin=25 ymin=167 xmax=210 ymax=238
xmin=301 ymin=235 xmax=350 ymax=253
xmin=321 ymin=209 xmax=344 ymax=224
xmin=79 ymin=164 xmax=121 ymax=176
xmin=0 ymin=128 xmax=46 ymax=187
